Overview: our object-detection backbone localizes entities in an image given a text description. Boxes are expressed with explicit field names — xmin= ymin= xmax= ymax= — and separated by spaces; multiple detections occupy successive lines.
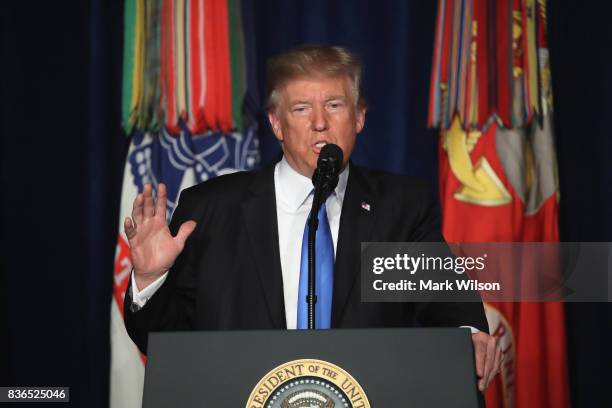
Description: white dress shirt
xmin=130 ymin=157 xmax=478 ymax=333
xmin=275 ymin=157 xmax=348 ymax=329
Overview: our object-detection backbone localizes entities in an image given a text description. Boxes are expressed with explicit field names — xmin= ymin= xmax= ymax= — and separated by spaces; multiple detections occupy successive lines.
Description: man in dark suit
xmin=123 ymin=45 xmax=502 ymax=392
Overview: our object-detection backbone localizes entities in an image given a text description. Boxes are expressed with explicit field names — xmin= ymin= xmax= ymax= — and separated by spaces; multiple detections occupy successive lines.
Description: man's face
xmin=268 ymin=75 xmax=366 ymax=178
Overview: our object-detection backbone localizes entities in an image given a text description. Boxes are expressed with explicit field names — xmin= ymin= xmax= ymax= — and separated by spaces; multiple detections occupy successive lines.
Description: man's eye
xmin=328 ymin=102 xmax=344 ymax=109
xmin=292 ymin=106 xmax=308 ymax=113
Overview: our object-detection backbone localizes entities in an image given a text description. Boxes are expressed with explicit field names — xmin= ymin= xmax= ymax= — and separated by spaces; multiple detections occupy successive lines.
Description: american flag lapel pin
xmin=361 ymin=201 xmax=371 ymax=211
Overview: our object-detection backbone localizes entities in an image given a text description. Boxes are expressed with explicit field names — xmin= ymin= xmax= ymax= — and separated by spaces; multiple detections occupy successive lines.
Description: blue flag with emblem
xmin=111 ymin=125 xmax=259 ymax=408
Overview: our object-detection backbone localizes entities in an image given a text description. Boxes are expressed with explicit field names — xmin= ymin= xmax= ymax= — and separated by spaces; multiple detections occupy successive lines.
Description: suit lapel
xmin=332 ymin=163 xmax=377 ymax=326
xmin=241 ymin=164 xmax=287 ymax=329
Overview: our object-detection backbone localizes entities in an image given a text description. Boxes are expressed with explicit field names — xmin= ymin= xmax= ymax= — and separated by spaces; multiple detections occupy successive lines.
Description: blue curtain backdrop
xmin=1 ymin=1 xmax=610 ymax=407
xmin=1 ymin=1 xmax=125 ymax=406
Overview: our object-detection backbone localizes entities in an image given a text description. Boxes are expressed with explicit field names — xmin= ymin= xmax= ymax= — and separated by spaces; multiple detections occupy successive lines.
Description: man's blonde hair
xmin=265 ymin=45 xmax=365 ymax=112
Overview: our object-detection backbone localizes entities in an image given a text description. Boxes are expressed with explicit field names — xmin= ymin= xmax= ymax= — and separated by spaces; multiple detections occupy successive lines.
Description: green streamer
xmin=228 ymin=0 xmax=246 ymax=131
xmin=122 ymin=0 xmax=137 ymax=135
xmin=139 ymin=0 xmax=162 ymax=132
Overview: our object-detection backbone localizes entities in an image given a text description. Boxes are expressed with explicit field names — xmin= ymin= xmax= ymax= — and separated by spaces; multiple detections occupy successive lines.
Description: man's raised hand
xmin=124 ymin=183 xmax=197 ymax=290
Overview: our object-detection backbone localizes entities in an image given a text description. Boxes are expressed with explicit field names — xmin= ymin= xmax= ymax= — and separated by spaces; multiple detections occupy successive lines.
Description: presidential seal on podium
xmin=246 ymin=359 xmax=370 ymax=408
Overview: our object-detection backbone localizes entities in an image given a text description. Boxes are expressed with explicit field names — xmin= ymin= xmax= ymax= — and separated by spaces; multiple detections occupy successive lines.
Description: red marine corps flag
xmin=429 ymin=0 xmax=570 ymax=407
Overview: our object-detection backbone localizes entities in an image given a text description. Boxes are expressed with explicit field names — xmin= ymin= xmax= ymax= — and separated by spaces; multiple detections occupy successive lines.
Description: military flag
xmin=429 ymin=0 xmax=570 ymax=407
xmin=112 ymin=0 xmax=259 ymax=406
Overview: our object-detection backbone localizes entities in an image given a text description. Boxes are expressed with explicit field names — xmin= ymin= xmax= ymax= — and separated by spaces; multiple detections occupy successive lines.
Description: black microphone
xmin=309 ymin=143 xmax=343 ymax=231
xmin=312 ymin=143 xmax=343 ymax=195
xmin=306 ymin=143 xmax=343 ymax=329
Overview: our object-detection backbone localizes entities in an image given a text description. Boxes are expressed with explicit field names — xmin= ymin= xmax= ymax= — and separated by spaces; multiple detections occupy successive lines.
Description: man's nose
xmin=311 ymin=106 xmax=329 ymax=132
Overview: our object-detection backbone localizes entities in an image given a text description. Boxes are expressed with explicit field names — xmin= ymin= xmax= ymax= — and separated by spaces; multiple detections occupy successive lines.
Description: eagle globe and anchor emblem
xmin=246 ymin=359 xmax=370 ymax=408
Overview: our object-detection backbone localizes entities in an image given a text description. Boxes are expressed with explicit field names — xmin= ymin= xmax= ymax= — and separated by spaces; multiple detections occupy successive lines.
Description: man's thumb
xmin=175 ymin=220 xmax=197 ymax=246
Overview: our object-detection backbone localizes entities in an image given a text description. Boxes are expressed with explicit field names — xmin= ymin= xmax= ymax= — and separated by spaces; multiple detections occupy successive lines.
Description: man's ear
xmin=268 ymin=111 xmax=283 ymax=142
xmin=355 ymin=106 xmax=366 ymax=134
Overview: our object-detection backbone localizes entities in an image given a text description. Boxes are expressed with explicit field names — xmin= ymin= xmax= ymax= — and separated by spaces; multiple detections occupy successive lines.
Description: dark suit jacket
xmin=124 ymin=162 xmax=488 ymax=354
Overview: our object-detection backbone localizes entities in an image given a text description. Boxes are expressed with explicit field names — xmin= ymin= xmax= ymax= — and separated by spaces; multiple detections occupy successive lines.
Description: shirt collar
xmin=275 ymin=156 xmax=349 ymax=212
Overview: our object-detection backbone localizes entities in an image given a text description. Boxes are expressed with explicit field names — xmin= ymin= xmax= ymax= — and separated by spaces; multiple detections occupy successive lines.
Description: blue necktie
xmin=297 ymin=199 xmax=334 ymax=329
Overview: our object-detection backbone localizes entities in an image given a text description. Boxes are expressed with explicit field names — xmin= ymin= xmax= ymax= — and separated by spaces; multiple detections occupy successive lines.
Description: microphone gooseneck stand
xmin=307 ymin=147 xmax=341 ymax=330
xmin=306 ymin=180 xmax=323 ymax=330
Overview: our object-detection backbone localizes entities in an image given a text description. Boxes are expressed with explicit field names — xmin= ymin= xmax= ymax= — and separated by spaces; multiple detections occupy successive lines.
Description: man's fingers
xmin=132 ymin=193 xmax=144 ymax=226
xmin=124 ymin=217 xmax=136 ymax=239
xmin=175 ymin=220 xmax=197 ymax=248
xmin=482 ymin=336 xmax=497 ymax=390
xmin=143 ymin=183 xmax=155 ymax=219
xmin=473 ymin=336 xmax=485 ymax=378
xmin=155 ymin=183 xmax=168 ymax=219
xmin=487 ymin=345 xmax=503 ymax=387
